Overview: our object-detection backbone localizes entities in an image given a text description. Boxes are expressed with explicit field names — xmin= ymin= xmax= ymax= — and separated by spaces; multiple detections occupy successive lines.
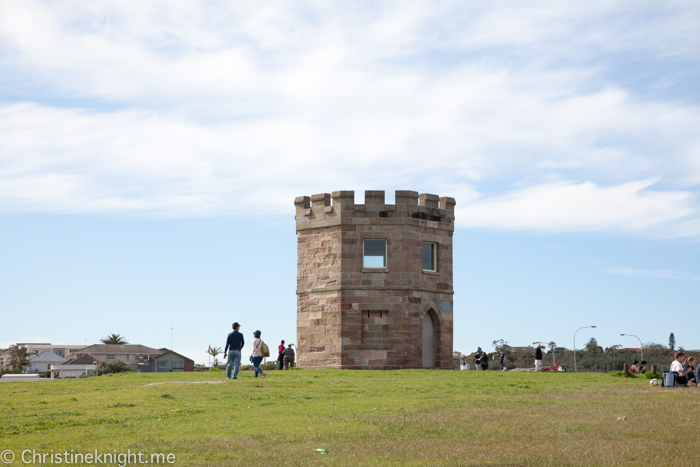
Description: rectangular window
xmin=171 ymin=362 xmax=185 ymax=369
xmin=55 ymin=350 xmax=63 ymax=357
xmin=106 ymin=354 xmax=115 ymax=360
xmin=423 ymin=242 xmax=437 ymax=271
xmin=363 ymin=239 xmax=387 ymax=268
xmin=126 ymin=354 xmax=132 ymax=360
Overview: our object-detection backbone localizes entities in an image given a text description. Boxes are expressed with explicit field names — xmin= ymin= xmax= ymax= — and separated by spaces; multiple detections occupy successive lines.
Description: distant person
xmin=480 ymin=352 xmax=489 ymax=371
xmin=683 ymin=356 xmax=696 ymax=384
xmin=499 ymin=351 xmax=506 ymax=371
xmin=277 ymin=340 xmax=285 ymax=370
xmin=460 ymin=359 xmax=469 ymax=371
xmin=629 ymin=361 xmax=639 ymax=374
xmin=223 ymin=322 xmax=244 ymax=380
xmin=535 ymin=345 xmax=543 ymax=371
xmin=474 ymin=350 xmax=482 ymax=371
xmin=251 ymin=330 xmax=267 ymax=378
xmin=670 ymin=352 xmax=696 ymax=386
xmin=639 ymin=361 xmax=647 ymax=373
xmin=283 ymin=344 xmax=295 ymax=369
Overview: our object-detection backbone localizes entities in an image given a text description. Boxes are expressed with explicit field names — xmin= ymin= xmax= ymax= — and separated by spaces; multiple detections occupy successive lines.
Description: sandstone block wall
xmin=295 ymin=190 xmax=455 ymax=369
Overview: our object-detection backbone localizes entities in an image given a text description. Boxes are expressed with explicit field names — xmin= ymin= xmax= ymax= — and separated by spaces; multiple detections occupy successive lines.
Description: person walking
xmin=535 ymin=345 xmax=543 ymax=371
xmin=499 ymin=350 xmax=506 ymax=371
xmin=223 ymin=322 xmax=244 ymax=380
xmin=474 ymin=349 xmax=482 ymax=370
xmin=277 ymin=340 xmax=285 ymax=370
xmin=251 ymin=330 xmax=267 ymax=378
xmin=480 ymin=351 xmax=489 ymax=370
xmin=283 ymin=344 xmax=295 ymax=369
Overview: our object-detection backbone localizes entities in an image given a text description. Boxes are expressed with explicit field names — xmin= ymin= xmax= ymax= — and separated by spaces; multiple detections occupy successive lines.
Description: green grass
xmin=1 ymin=370 xmax=699 ymax=466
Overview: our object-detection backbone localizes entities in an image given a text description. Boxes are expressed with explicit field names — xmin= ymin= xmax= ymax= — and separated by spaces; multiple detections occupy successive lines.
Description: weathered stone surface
xmin=296 ymin=189 xmax=455 ymax=369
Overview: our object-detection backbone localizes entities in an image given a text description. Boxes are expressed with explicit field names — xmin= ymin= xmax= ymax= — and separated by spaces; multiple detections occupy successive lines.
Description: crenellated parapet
xmin=295 ymin=190 xmax=456 ymax=232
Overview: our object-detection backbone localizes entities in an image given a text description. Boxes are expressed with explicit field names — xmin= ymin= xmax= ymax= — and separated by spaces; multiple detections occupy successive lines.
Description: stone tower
xmin=295 ymin=190 xmax=455 ymax=369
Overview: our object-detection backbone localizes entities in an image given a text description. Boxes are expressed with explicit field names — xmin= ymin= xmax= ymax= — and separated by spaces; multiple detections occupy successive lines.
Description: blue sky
xmin=1 ymin=1 xmax=699 ymax=363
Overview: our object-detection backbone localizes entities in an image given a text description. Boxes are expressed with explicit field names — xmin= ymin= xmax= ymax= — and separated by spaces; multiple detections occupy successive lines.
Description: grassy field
xmin=1 ymin=369 xmax=699 ymax=466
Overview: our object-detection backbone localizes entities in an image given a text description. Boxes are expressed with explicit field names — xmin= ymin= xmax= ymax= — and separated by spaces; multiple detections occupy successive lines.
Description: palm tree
xmin=9 ymin=345 xmax=30 ymax=373
xmin=209 ymin=346 xmax=222 ymax=367
xmin=100 ymin=334 xmax=129 ymax=345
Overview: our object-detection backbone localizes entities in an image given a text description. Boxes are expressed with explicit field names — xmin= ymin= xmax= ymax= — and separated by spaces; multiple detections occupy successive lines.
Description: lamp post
xmin=573 ymin=326 xmax=597 ymax=372
xmin=620 ymin=334 xmax=643 ymax=363
xmin=170 ymin=327 xmax=174 ymax=350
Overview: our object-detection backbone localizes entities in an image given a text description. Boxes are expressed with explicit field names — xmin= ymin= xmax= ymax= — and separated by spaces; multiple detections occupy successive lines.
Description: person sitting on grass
xmin=670 ymin=352 xmax=696 ymax=386
xmin=683 ymin=356 xmax=696 ymax=384
xmin=629 ymin=361 xmax=639 ymax=374
xmin=638 ymin=361 xmax=647 ymax=373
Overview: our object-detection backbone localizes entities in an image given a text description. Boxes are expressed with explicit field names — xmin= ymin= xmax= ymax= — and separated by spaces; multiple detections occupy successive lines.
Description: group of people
xmin=461 ymin=349 xmax=507 ymax=371
xmin=627 ymin=360 xmax=647 ymax=374
xmin=276 ymin=340 xmax=296 ymax=370
xmin=670 ymin=351 xmax=696 ymax=386
xmin=222 ymin=322 xmax=296 ymax=380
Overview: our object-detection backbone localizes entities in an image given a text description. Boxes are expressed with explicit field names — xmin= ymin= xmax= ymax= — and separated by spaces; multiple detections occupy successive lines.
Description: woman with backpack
xmin=251 ymin=330 xmax=267 ymax=378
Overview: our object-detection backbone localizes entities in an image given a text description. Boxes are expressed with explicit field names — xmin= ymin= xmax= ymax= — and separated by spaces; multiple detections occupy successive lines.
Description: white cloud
xmin=0 ymin=1 xmax=699 ymax=238
xmin=454 ymin=180 xmax=698 ymax=237
xmin=607 ymin=268 xmax=700 ymax=282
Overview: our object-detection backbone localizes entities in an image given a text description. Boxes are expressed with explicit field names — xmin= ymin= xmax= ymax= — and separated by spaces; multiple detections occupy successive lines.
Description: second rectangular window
xmin=423 ymin=242 xmax=437 ymax=271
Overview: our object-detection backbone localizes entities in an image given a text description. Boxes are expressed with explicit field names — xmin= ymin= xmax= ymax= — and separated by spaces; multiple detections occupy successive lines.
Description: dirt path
xmin=143 ymin=380 xmax=231 ymax=386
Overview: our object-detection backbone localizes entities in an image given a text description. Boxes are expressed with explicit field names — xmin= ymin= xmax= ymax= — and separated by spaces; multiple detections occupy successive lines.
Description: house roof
xmin=29 ymin=350 xmax=67 ymax=363
xmin=154 ymin=350 xmax=194 ymax=363
xmin=64 ymin=355 xmax=99 ymax=365
xmin=75 ymin=344 xmax=162 ymax=355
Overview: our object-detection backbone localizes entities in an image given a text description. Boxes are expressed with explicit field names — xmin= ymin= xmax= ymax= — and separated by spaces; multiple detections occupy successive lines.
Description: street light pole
xmin=620 ymin=334 xmax=643 ymax=363
xmin=573 ymin=326 xmax=597 ymax=372
xmin=170 ymin=327 xmax=174 ymax=350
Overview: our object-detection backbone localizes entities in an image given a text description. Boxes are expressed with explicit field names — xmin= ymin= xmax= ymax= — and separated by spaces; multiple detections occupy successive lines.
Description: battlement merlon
xmin=295 ymin=190 xmax=456 ymax=231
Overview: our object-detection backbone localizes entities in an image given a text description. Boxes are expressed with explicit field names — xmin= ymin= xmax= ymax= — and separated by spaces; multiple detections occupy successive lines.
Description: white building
xmin=28 ymin=350 xmax=67 ymax=373
xmin=50 ymin=355 xmax=99 ymax=379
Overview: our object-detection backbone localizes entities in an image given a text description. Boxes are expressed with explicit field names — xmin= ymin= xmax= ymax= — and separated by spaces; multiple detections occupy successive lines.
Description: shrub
xmin=645 ymin=371 xmax=662 ymax=380
xmin=97 ymin=360 xmax=133 ymax=375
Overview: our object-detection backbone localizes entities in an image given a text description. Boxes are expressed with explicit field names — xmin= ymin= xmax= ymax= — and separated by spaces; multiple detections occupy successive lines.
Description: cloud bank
xmin=0 ymin=1 xmax=699 ymax=238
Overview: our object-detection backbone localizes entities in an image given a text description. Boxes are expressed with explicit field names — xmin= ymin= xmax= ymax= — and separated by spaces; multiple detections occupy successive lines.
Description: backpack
xmin=261 ymin=341 xmax=270 ymax=357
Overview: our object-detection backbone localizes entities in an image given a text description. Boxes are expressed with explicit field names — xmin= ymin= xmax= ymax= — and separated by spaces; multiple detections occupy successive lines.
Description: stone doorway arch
xmin=422 ymin=309 xmax=440 ymax=368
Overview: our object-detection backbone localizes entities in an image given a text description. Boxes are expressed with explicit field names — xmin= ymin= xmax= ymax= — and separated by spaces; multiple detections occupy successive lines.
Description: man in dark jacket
xmin=224 ymin=322 xmax=245 ymax=380
xmin=283 ymin=345 xmax=295 ymax=370
xmin=480 ymin=352 xmax=489 ymax=370
xmin=535 ymin=345 xmax=543 ymax=371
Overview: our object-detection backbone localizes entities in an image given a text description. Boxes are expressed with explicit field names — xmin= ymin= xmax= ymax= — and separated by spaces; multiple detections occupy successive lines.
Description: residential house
xmin=154 ymin=350 xmax=194 ymax=372
xmin=28 ymin=350 xmax=67 ymax=374
xmin=138 ymin=350 xmax=194 ymax=372
xmin=70 ymin=344 xmax=162 ymax=364
xmin=17 ymin=343 xmax=85 ymax=359
xmin=1 ymin=343 xmax=84 ymax=371
xmin=504 ymin=346 xmax=535 ymax=353
xmin=51 ymin=355 xmax=99 ymax=379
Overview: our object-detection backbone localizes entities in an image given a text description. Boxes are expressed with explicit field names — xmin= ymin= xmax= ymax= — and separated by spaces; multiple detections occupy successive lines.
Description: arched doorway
xmin=422 ymin=312 xmax=436 ymax=368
